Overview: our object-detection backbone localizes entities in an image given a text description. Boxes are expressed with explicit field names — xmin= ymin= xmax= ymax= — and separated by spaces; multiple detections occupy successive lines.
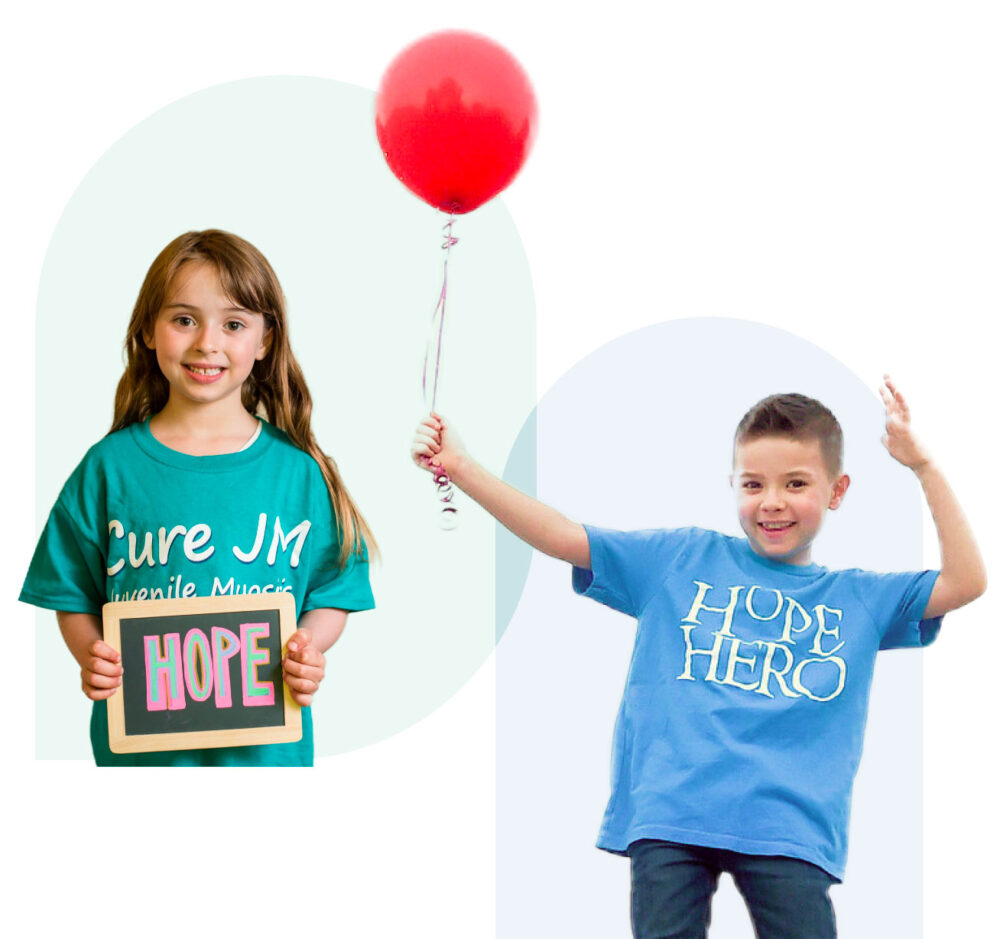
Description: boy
xmin=411 ymin=377 xmax=985 ymax=939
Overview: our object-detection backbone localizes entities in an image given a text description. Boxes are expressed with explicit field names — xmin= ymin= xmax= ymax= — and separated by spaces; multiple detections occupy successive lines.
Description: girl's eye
xmin=224 ymin=321 xmax=246 ymax=332
xmin=173 ymin=315 xmax=194 ymax=327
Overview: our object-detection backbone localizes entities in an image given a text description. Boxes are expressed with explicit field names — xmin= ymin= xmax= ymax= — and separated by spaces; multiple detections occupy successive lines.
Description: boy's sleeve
xmin=301 ymin=469 xmax=375 ymax=615
xmin=854 ymin=569 xmax=942 ymax=650
xmin=572 ymin=526 xmax=692 ymax=617
xmin=19 ymin=500 xmax=106 ymax=615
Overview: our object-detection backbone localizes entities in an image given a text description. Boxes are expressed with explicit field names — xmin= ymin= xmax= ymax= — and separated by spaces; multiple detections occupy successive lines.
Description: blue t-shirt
xmin=20 ymin=418 xmax=375 ymax=767
xmin=572 ymin=526 xmax=940 ymax=880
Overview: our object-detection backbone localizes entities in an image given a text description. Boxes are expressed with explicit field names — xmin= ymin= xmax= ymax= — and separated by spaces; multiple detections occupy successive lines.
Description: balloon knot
xmin=442 ymin=216 xmax=459 ymax=250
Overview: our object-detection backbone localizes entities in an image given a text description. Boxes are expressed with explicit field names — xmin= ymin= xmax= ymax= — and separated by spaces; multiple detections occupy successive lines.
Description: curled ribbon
xmin=422 ymin=217 xmax=460 ymax=528
xmin=428 ymin=459 xmax=459 ymax=530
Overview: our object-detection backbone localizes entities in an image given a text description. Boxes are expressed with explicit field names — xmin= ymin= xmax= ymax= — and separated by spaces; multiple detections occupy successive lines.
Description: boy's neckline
xmin=130 ymin=417 xmax=274 ymax=471
xmin=735 ymin=536 xmax=824 ymax=577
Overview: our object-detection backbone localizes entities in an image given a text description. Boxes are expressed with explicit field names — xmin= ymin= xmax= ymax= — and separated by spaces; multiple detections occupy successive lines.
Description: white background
xmin=2 ymin=2 xmax=996 ymax=937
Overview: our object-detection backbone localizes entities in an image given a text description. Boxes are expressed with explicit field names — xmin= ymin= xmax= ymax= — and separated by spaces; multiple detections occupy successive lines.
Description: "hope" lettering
xmin=143 ymin=622 xmax=275 ymax=712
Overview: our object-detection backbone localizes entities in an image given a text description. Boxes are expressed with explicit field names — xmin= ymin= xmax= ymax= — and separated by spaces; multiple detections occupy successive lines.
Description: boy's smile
xmin=731 ymin=436 xmax=850 ymax=566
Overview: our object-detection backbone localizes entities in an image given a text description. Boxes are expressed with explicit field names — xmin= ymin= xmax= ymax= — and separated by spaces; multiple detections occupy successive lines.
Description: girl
xmin=21 ymin=229 xmax=376 ymax=766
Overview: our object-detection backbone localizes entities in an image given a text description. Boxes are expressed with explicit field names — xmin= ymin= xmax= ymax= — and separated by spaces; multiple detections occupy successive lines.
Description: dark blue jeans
xmin=628 ymin=840 xmax=837 ymax=939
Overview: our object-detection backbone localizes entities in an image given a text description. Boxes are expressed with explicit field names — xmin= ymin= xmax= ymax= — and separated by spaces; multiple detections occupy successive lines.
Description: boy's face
xmin=731 ymin=435 xmax=850 ymax=566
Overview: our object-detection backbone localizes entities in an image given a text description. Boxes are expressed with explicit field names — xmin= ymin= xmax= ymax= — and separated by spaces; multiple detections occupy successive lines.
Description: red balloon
xmin=375 ymin=31 xmax=538 ymax=215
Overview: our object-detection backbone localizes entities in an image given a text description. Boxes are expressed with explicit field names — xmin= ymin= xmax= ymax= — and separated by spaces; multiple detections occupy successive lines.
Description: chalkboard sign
xmin=102 ymin=592 xmax=301 ymax=754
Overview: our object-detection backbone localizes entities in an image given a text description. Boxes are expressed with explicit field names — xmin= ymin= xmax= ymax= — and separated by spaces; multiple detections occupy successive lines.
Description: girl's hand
xmin=879 ymin=375 xmax=932 ymax=472
xmin=282 ymin=628 xmax=326 ymax=707
xmin=81 ymin=639 xmax=123 ymax=701
xmin=411 ymin=412 xmax=466 ymax=475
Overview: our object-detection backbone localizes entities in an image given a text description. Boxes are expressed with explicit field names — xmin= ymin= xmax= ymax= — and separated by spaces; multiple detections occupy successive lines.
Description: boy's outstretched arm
xmin=880 ymin=376 xmax=986 ymax=618
xmin=412 ymin=414 xmax=591 ymax=569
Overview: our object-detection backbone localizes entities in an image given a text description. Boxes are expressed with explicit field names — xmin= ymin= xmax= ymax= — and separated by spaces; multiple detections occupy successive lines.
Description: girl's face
xmin=145 ymin=260 xmax=270 ymax=413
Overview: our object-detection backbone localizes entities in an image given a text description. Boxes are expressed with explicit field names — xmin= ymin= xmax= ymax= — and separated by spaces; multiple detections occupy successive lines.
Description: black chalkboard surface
xmin=103 ymin=592 xmax=301 ymax=753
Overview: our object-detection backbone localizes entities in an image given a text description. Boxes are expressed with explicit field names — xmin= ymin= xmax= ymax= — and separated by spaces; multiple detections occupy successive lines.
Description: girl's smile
xmin=183 ymin=363 xmax=226 ymax=382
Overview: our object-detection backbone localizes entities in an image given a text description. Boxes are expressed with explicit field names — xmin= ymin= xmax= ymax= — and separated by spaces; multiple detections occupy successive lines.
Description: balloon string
xmin=422 ymin=216 xmax=460 ymax=529
xmin=423 ymin=215 xmax=458 ymax=411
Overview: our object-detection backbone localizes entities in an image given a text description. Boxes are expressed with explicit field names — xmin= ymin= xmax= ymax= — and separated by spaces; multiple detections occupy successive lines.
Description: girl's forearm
xmin=56 ymin=611 xmax=105 ymax=666
xmin=448 ymin=452 xmax=591 ymax=568
xmin=916 ymin=460 xmax=986 ymax=614
xmin=297 ymin=607 xmax=349 ymax=652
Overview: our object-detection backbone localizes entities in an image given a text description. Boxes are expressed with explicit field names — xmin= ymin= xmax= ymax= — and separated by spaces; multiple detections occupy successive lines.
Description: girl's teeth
xmin=188 ymin=366 xmax=222 ymax=375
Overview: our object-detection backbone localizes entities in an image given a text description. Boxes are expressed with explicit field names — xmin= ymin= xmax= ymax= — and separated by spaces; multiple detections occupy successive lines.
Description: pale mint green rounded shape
xmin=34 ymin=77 xmax=535 ymax=758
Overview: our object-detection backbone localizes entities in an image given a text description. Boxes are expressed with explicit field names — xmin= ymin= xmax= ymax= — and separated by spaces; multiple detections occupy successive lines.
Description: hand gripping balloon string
xmin=422 ymin=216 xmax=460 ymax=528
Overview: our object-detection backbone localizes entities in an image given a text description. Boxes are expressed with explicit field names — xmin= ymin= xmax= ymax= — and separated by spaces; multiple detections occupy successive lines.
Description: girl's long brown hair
xmin=110 ymin=229 xmax=376 ymax=567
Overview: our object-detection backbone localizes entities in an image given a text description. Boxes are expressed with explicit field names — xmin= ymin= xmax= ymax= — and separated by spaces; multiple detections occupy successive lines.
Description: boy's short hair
xmin=734 ymin=393 xmax=843 ymax=476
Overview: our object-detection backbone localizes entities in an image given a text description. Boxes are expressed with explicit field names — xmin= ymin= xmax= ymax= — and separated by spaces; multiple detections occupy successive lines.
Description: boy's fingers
xmin=418 ymin=416 xmax=442 ymax=433
xmin=882 ymin=377 xmax=912 ymax=418
xmin=879 ymin=382 xmax=898 ymax=406
xmin=413 ymin=431 xmax=440 ymax=452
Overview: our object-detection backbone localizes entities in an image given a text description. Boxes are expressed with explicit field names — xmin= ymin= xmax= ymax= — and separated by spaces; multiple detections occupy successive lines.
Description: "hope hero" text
xmin=676 ymin=580 xmax=848 ymax=702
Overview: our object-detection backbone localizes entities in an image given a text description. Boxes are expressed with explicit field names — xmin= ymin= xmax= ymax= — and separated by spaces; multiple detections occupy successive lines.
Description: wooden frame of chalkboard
xmin=102 ymin=592 xmax=301 ymax=754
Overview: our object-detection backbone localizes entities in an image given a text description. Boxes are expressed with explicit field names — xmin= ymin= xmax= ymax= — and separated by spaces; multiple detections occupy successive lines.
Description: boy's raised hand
xmin=411 ymin=413 xmax=466 ymax=474
xmin=282 ymin=628 xmax=326 ymax=707
xmin=878 ymin=373 xmax=986 ymax=617
xmin=879 ymin=375 xmax=931 ymax=471
xmin=410 ymin=412 xmax=591 ymax=568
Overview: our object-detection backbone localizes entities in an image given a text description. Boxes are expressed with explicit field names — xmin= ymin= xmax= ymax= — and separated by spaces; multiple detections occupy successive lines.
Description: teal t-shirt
xmin=20 ymin=418 xmax=375 ymax=766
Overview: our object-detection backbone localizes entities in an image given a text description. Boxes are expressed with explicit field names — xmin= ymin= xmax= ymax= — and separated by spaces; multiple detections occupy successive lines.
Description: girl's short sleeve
xmin=572 ymin=526 xmax=693 ymax=618
xmin=304 ymin=538 xmax=375 ymax=613
xmin=301 ymin=470 xmax=375 ymax=614
xmin=20 ymin=500 xmax=106 ymax=615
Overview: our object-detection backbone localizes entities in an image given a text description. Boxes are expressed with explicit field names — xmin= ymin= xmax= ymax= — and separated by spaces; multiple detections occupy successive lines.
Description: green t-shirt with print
xmin=21 ymin=418 xmax=374 ymax=766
